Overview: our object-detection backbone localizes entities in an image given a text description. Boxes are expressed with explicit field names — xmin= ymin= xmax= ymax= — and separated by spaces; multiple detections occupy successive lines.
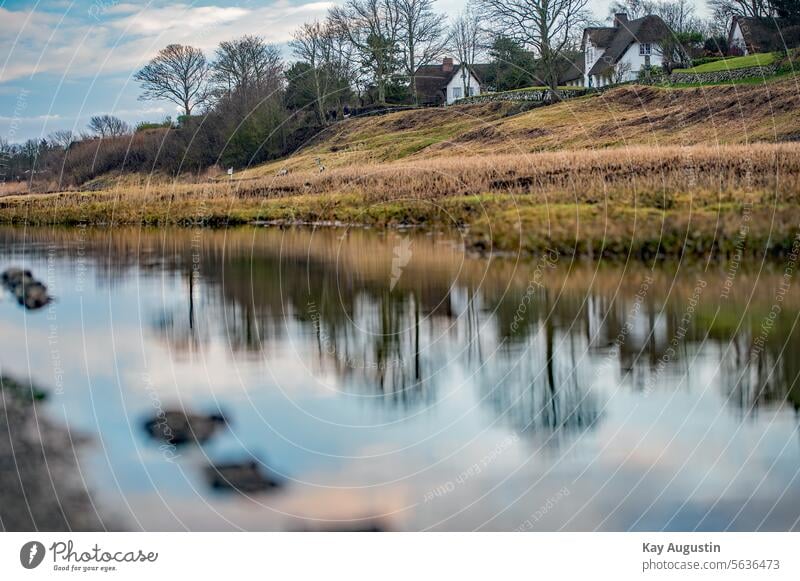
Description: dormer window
xmin=639 ymin=43 xmax=651 ymax=56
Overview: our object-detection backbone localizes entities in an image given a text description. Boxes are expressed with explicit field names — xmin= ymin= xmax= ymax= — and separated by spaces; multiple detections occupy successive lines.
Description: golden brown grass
xmin=242 ymin=77 xmax=800 ymax=177
xmin=2 ymin=142 xmax=798 ymax=259
xmin=0 ymin=182 xmax=31 ymax=197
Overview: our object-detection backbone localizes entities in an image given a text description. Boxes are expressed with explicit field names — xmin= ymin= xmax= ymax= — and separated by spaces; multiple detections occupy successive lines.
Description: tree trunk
xmin=313 ymin=69 xmax=328 ymax=126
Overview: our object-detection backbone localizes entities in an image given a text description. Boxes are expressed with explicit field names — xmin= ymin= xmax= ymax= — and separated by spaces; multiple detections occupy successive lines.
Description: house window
xmin=467 ymin=86 xmax=476 ymax=97
xmin=639 ymin=43 xmax=651 ymax=56
xmin=452 ymin=86 xmax=463 ymax=99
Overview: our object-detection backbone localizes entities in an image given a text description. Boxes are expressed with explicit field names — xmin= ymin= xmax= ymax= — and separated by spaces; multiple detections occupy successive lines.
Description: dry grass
xmin=1 ymin=142 xmax=798 ymax=259
xmin=240 ymin=77 xmax=800 ymax=177
xmin=0 ymin=182 xmax=30 ymax=197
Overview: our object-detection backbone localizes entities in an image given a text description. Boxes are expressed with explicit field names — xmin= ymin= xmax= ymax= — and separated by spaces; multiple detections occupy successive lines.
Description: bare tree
xmin=479 ymin=0 xmax=591 ymax=92
xmin=87 ymin=115 xmax=130 ymax=138
xmin=292 ymin=22 xmax=339 ymax=125
xmin=48 ymin=130 xmax=76 ymax=150
xmin=398 ymin=0 xmax=448 ymax=104
xmin=211 ymin=35 xmax=284 ymax=103
xmin=610 ymin=60 xmax=633 ymax=83
xmin=655 ymin=0 xmax=705 ymax=32
xmin=134 ymin=44 xmax=210 ymax=117
xmin=609 ymin=0 xmax=706 ymax=31
xmin=450 ymin=8 xmax=485 ymax=98
xmin=329 ymin=0 xmax=401 ymax=104
xmin=608 ymin=0 xmax=651 ymax=19
xmin=708 ymin=0 xmax=773 ymax=22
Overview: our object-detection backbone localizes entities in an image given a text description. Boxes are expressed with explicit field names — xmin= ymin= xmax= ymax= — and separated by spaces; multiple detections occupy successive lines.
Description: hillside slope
xmin=243 ymin=77 xmax=800 ymax=178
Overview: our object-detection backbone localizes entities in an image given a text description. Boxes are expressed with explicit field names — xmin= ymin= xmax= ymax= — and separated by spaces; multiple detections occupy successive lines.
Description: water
xmin=1 ymin=226 xmax=799 ymax=531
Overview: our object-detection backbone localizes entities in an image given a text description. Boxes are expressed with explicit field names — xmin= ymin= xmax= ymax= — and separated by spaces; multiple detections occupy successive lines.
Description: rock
xmin=144 ymin=410 xmax=226 ymax=446
xmin=205 ymin=460 xmax=282 ymax=493
xmin=1 ymin=375 xmax=109 ymax=531
xmin=295 ymin=521 xmax=386 ymax=532
xmin=1 ymin=268 xmax=52 ymax=310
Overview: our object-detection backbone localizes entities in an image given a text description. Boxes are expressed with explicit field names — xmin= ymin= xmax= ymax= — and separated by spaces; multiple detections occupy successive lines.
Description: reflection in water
xmin=1 ymin=226 xmax=799 ymax=531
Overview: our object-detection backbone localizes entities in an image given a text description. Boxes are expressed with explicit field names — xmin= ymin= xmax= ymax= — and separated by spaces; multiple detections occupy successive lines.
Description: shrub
xmin=691 ymin=56 xmax=725 ymax=67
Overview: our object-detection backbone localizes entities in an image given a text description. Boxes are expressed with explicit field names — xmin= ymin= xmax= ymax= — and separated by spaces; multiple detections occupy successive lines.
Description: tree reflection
xmin=3 ymin=226 xmax=800 ymax=436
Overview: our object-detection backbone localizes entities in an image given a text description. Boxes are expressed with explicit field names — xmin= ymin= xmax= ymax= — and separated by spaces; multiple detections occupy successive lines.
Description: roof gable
xmin=729 ymin=16 xmax=800 ymax=53
xmin=586 ymin=15 xmax=672 ymax=77
xmin=414 ymin=63 xmax=484 ymax=103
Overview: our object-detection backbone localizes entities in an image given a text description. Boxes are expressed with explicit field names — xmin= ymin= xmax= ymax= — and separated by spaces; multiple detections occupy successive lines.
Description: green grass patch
xmin=674 ymin=52 xmax=777 ymax=73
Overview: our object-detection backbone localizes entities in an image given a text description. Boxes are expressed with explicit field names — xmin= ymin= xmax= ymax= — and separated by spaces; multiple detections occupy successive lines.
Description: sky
xmin=0 ymin=0 xmax=705 ymax=142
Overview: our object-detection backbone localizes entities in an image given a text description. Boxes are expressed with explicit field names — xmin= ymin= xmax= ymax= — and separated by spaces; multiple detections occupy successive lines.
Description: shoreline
xmin=0 ymin=376 xmax=110 ymax=531
xmin=1 ymin=142 xmax=799 ymax=260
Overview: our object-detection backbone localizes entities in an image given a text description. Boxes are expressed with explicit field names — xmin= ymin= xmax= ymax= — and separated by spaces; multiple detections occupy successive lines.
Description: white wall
xmin=584 ymin=40 xmax=604 ymax=86
xmin=617 ymin=42 xmax=665 ymax=80
xmin=587 ymin=42 xmax=665 ymax=87
xmin=730 ymin=22 xmax=749 ymax=54
xmin=446 ymin=69 xmax=481 ymax=104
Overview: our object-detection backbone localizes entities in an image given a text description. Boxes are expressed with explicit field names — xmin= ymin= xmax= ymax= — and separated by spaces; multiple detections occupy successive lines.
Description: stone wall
xmin=454 ymin=63 xmax=779 ymax=106
xmin=647 ymin=64 xmax=779 ymax=85
xmin=457 ymin=88 xmax=590 ymax=105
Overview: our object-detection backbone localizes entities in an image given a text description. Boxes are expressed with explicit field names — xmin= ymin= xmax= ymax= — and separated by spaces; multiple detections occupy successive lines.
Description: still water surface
xmin=1 ymin=226 xmax=799 ymax=531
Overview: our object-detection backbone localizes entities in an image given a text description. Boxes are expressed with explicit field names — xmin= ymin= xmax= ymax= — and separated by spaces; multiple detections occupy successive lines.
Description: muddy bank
xmin=0 ymin=376 xmax=109 ymax=531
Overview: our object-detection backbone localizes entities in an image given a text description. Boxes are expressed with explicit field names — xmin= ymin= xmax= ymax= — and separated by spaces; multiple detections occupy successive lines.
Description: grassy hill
xmin=3 ymin=78 xmax=800 ymax=260
xmin=674 ymin=52 xmax=777 ymax=73
xmin=240 ymin=76 xmax=800 ymax=179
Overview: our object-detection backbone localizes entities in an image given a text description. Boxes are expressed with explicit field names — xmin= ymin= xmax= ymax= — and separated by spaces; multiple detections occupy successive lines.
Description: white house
xmin=582 ymin=13 xmax=672 ymax=88
xmin=414 ymin=58 xmax=484 ymax=105
xmin=728 ymin=16 xmax=798 ymax=55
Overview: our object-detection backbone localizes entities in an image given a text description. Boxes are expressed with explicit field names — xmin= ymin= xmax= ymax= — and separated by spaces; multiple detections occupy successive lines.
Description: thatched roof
xmin=729 ymin=16 xmax=800 ymax=53
xmin=413 ymin=61 xmax=485 ymax=104
xmin=558 ymin=52 xmax=585 ymax=84
xmin=584 ymin=15 xmax=672 ymax=78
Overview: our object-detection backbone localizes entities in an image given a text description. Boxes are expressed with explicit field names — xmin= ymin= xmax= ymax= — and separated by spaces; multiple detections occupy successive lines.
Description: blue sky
xmin=1 ymin=0 xmax=701 ymax=142
xmin=0 ymin=0 xmax=344 ymax=141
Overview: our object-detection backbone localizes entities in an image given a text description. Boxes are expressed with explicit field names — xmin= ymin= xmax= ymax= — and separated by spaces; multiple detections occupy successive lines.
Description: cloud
xmin=0 ymin=113 xmax=60 ymax=121
xmin=108 ymin=4 xmax=251 ymax=36
xmin=0 ymin=2 xmax=336 ymax=84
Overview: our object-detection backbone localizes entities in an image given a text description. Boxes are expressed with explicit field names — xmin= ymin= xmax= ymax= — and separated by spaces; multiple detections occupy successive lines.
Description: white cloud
xmin=0 ymin=2 xmax=336 ymax=85
xmin=0 ymin=113 xmax=60 ymax=121
xmin=109 ymin=4 xmax=251 ymax=36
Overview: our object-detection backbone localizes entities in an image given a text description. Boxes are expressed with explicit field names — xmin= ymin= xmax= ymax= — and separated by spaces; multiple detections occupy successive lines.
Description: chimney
xmin=614 ymin=12 xmax=628 ymax=27
xmin=442 ymin=57 xmax=454 ymax=73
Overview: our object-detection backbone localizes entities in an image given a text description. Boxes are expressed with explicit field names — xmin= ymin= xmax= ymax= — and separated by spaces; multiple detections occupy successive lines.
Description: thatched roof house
xmin=582 ymin=13 xmax=673 ymax=87
xmin=729 ymin=16 xmax=800 ymax=55
xmin=414 ymin=58 xmax=487 ymax=105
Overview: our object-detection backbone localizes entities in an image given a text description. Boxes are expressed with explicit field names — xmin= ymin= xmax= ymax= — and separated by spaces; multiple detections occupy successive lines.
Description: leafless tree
xmin=291 ymin=21 xmax=349 ymax=125
xmin=48 ymin=130 xmax=76 ymax=150
xmin=87 ymin=115 xmax=130 ymax=138
xmin=211 ymin=35 xmax=284 ymax=103
xmin=611 ymin=0 xmax=709 ymax=33
xmin=608 ymin=0 xmax=651 ymax=18
xmin=134 ymin=44 xmax=210 ymax=117
xmin=329 ymin=0 xmax=402 ymax=104
xmin=397 ymin=0 xmax=448 ymax=103
xmin=656 ymin=0 xmax=702 ymax=32
xmin=450 ymin=8 xmax=485 ymax=98
xmin=610 ymin=60 xmax=633 ymax=83
xmin=479 ymin=0 xmax=590 ymax=92
xmin=707 ymin=0 xmax=773 ymax=22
